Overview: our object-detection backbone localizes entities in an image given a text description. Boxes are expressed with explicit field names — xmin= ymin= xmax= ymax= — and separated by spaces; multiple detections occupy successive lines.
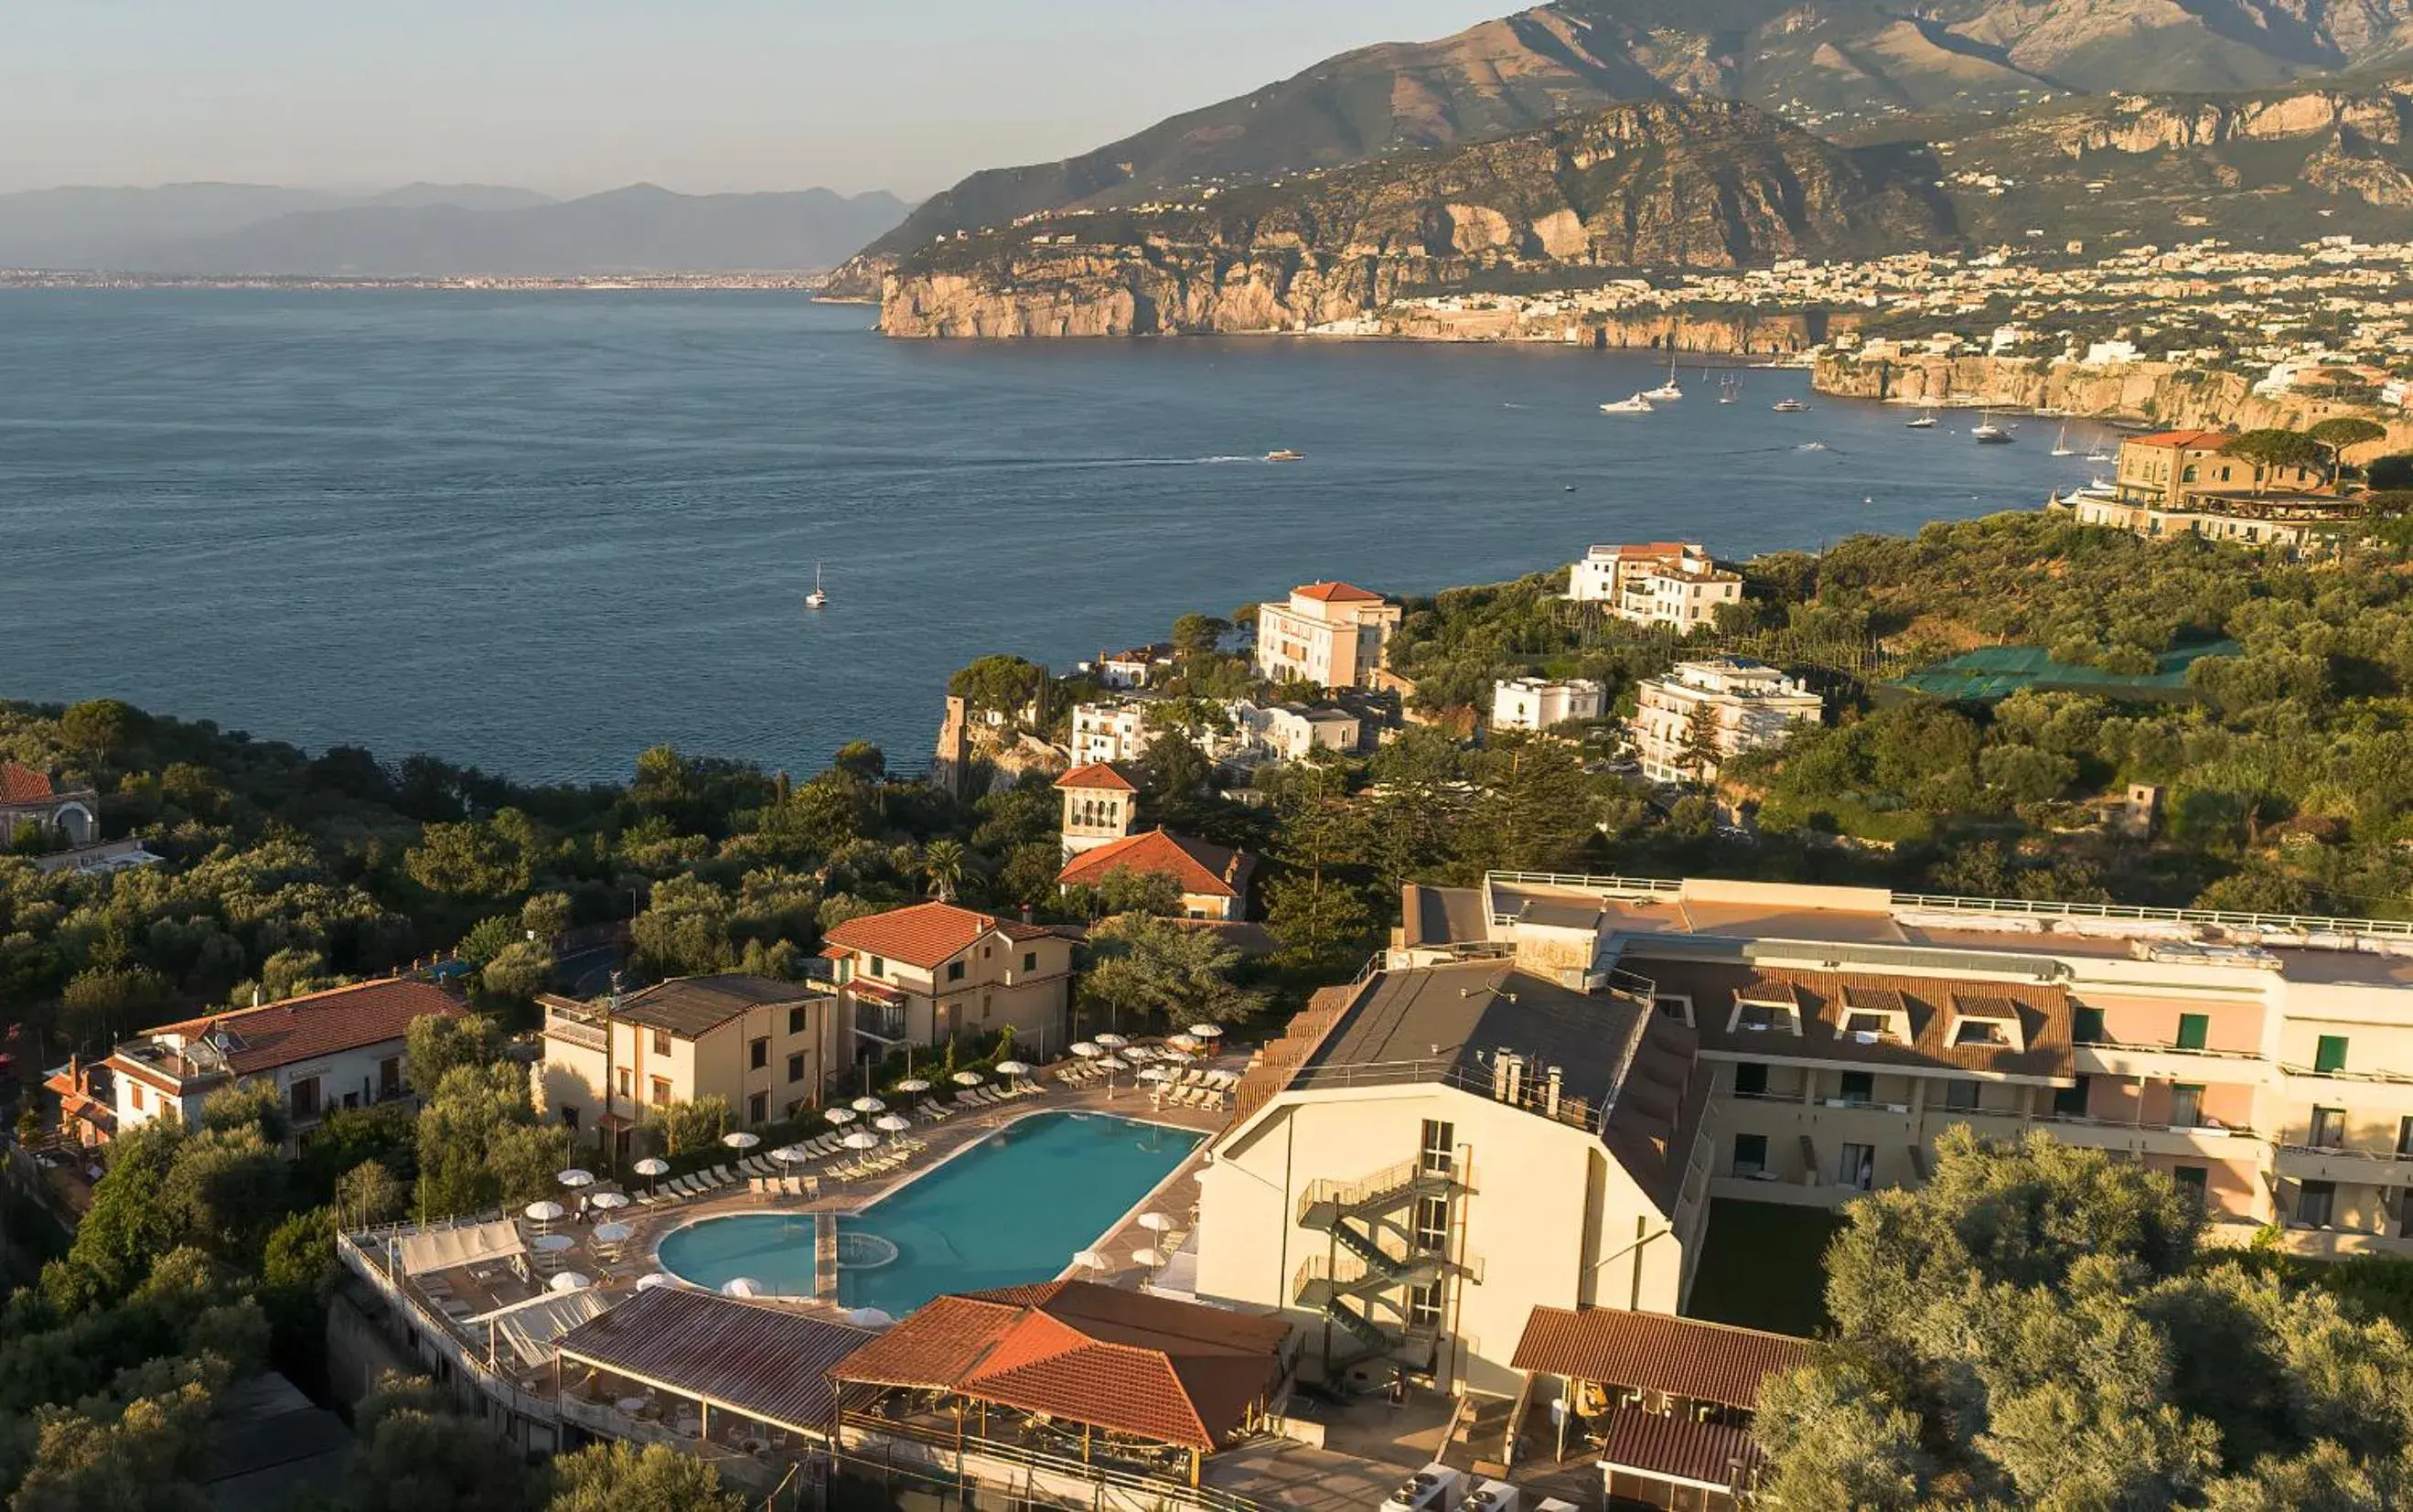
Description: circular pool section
xmin=655 ymin=1112 xmax=1201 ymax=1314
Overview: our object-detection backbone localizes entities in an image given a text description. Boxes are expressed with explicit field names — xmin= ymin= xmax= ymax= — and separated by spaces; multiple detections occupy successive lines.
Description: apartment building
xmin=537 ymin=974 xmax=842 ymax=1148
xmin=1252 ymin=582 xmax=1402 ymax=691
xmin=1491 ymin=677 xmax=1603 ymax=733
xmin=820 ymin=901 xmax=1075 ymax=1064
xmin=1240 ymin=702 xmax=1361 ymax=761
xmin=1566 ymin=543 xmax=1742 ymax=634
xmin=108 ymin=979 xmax=461 ymax=1143
xmin=1068 ymin=700 xmax=1154 ymax=767
xmin=1630 ymin=659 xmax=1822 ymax=784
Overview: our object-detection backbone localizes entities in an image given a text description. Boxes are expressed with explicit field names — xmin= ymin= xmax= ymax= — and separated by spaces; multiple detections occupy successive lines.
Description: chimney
xmin=252 ymin=986 xmax=263 ymax=1008
xmin=1020 ymin=904 xmax=1035 ymax=924
xmin=1496 ymin=1051 xmax=1526 ymax=1106
xmin=1545 ymin=1066 xmax=1563 ymax=1119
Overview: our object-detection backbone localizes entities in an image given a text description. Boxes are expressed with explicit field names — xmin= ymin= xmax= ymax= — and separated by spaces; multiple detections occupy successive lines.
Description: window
xmin=1023 ymin=952 xmax=1037 ymax=973
xmin=2175 ymin=1013 xmax=2209 ymax=1051
xmin=788 ymin=1053 xmax=806 ymax=1084
xmin=1841 ymin=1013 xmax=1891 ymax=1041
xmin=1732 ymin=1132 xmax=1768 ymax=1177
xmin=749 ymin=1036 xmax=768 ymax=1070
xmin=2310 ymin=1107 xmax=2346 ymax=1148
xmin=130 ymin=1084 xmax=145 ymax=1112
xmin=868 ymin=956 xmax=885 ymax=979
xmin=1952 ymin=1018 xmax=2010 ymax=1047
xmin=1408 ymin=1281 xmax=1443 ymax=1329
xmin=651 ymin=1029 xmax=670 ymax=1056
xmin=747 ymin=1091 xmax=767 ymax=1125
xmin=2299 ymin=1180 xmax=2336 ymax=1228
xmin=2172 ymin=1165 xmax=2208 ymax=1211
xmin=1419 ymin=1119 xmax=1455 ymax=1177
xmin=290 ymin=1078 xmax=321 ymax=1122
xmin=2316 ymin=1035 xmax=2350 ymax=1074
xmin=616 ymin=1067 xmax=632 ymax=1099
xmin=1945 ymin=1079 xmax=1981 ymax=1111
xmin=1839 ymin=1143 xmax=1876 ymax=1191
xmin=379 ymin=1056 xmax=403 ymax=1099
xmin=788 ymin=1006 xmax=806 ymax=1035
xmin=650 ymin=1077 xmax=670 ymax=1106
xmin=1412 ymin=1195 xmax=1449 ymax=1254
xmin=947 ymin=960 xmax=966 ymax=983
xmin=1838 ymin=1071 xmax=1874 ymax=1106
xmin=1732 ymin=1062 xmax=1768 ymax=1098
xmin=2074 ymin=1006 xmax=2107 ymax=1043
xmin=2398 ymin=1116 xmax=2413 ymax=1158
xmin=2053 ymin=1076 xmax=2091 ymax=1117
xmin=2170 ymin=1084 xmax=2204 ymax=1129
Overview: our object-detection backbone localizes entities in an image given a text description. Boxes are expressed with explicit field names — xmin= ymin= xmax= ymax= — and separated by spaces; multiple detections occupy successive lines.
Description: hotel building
xmin=1566 ymin=544 xmax=1743 ymax=635
xmin=1252 ymin=582 xmax=1402 ymax=692
xmin=1492 ymin=677 xmax=1603 ymax=734
xmin=1630 ymin=659 xmax=1822 ymax=784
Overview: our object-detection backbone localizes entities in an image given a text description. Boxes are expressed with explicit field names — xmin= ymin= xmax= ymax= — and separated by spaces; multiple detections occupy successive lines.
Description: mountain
xmin=879 ymin=98 xmax=1952 ymax=337
xmin=834 ymin=0 xmax=2413 ymax=290
xmin=155 ymin=185 xmax=915 ymax=276
xmin=0 ymin=184 xmax=342 ymax=269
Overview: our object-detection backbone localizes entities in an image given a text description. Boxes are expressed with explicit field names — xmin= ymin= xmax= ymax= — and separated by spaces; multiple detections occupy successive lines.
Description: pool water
xmin=655 ymin=1111 xmax=1201 ymax=1314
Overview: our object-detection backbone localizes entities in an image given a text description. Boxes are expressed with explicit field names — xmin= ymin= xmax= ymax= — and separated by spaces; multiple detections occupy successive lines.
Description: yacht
xmin=1771 ymin=397 xmax=1809 ymax=413
xmin=1971 ymin=411 xmax=2013 ymax=444
xmin=1642 ymin=353 xmax=1683 ymax=401
xmin=2050 ymin=424 xmax=2074 ymax=456
xmin=1263 ymin=449 xmax=1304 ymax=462
xmin=804 ymin=563 xmax=828 ymax=610
xmin=1905 ymin=410 xmax=1937 ymax=429
xmin=1599 ymin=392 xmax=1657 ymax=414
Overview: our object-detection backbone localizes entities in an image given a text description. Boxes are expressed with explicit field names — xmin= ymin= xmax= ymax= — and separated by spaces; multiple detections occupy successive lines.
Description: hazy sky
xmin=2 ymin=0 xmax=1513 ymax=198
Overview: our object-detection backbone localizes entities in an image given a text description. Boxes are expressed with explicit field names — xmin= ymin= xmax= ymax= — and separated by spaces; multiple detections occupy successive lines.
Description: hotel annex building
xmin=1196 ymin=872 xmax=2413 ymax=1397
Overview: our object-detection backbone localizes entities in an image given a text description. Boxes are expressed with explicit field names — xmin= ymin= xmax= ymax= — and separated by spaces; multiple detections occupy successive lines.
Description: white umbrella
xmin=851 ymin=1096 xmax=887 ymax=1114
xmin=723 ymin=1131 xmax=761 ymax=1152
xmin=1094 ymin=1033 xmax=1128 ymax=1049
xmin=1137 ymin=1212 xmax=1176 ymax=1235
xmin=1189 ymin=1024 xmax=1224 ymax=1040
xmin=633 ymin=1157 xmax=669 ymax=1195
xmin=1071 ymin=1249 xmax=1109 ymax=1273
xmin=1131 ymin=1247 xmax=1167 ymax=1271
xmin=524 ymin=1199 xmax=566 ymax=1226
xmin=952 ymin=1070 xmax=984 ymax=1087
xmin=1122 ymin=1046 xmax=1155 ymax=1062
xmin=994 ymin=1059 xmax=1031 ymax=1078
xmin=842 ymin=1130 xmax=883 ymax=1151
xmin=843 ymin=1306 xmax=896 ymax=1328
xmin=593 ymin=1221 xmax=634 ymax=1245
xmin=874 ymin=1114 xmax=912 ymax=1134
xmin=589 ymin=1191 xmax=630 ymax=1212
xmin=772 ymin=1145 xmax=812 ymax=1166
xmin=825 ymin=1107 xmax=858 ymax=1125
xmin=531 ymin=1233 xmax=574 ymax=1256
xmin=636 ymin=1272 xmax=679 ymax=1291
xmin=1167 ymin=1034 xmax=1199 ymax=1052
xmin=721 ymin=1277 xmax=763 ymax=1298
xmin=895 ymin=1078 xmax=932 ymax=1093
xmin=1139 ymin=1067 xmax=1171 ymax=1084
xmin=549 ymin=1271 xmax=593 ymax=1292
xmin=557 ymin=1168 xmax=595 ymax=1189
xmin=1069 ymin=1042 xmax=1100 ymax=1058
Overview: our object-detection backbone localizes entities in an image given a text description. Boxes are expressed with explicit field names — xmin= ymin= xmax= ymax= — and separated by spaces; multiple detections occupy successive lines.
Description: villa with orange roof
xmin=105 ymin=977 xmax=463 ymax=1143
xmin=1566 ymin=542 xmax=1741 ymax=634
xmin=1056 ymin=829 xmax=1255 ymax=921
xmin=1054 ymin=762 xmax=1139 ymax=860
xmin=821 ymin=901 xmax=1074 ymax=1064
xmin=1251 ymin=581 xmax=1401 ymax=691
xmin=0 ymin=761 xmax=98 ymax=849
xmin=2066 ymin=430 xmax=2357 ymax=552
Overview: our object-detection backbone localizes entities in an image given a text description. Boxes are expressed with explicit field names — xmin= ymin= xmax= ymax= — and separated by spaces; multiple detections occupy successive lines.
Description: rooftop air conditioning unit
xmin=1380 ymin=1464 xmax=1464 ymax=1512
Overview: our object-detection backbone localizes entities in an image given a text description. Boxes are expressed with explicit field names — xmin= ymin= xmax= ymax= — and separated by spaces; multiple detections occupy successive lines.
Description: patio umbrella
xmin=531 ymin=1233 xmax=574 ymax=1261
xmin=524 ymin=1199 xmax=566 ymax=1231
xmin=1131 ymin=1247 xmax=1167 ymax=1271
xmin=1137 ymin=1212 xmax=1176 ymax=1236
xmin=1167 ymin=1033 xmax=1199 ymax=1052
xmin=874 ymin=1114 xmax=912 ymax=1134
xmin=1071 ymin=1249 xmax=1109 ymax=1273
xmin=994 ymin=1059 xmax=1031 ymax=1078
xmin=636 ymin=1272 xmax=679 ymax=1291
xmin=952 ymin=1070 xmax=984 ymax=1087
xmin=1069 ymin=1042 xmax=1100 ymax=1058
xmin=1121 ymin=1045 xmax=1154 ymax=1062
xmin=895 ymin=1078 xmax=932 ymax=1093
xmin=721 ymin=1277 xmax=763 ymax=1298
xmin=1139 ymin=1067 xmax=1170 ymax=1084
xmin=772 ymin=1145 xmax=811 ymax=1166
xmin=851 ymin=1096 xmax=887 ymax=1114
xmin=549 ymin=1271 xmax=593 ymax=1292
xmin=825 ymin=1107 xmax=857 ymax=1125
xmin=592 ymin=1221 xmax=634 ymax=1246
xmin=557 ymin=1168 xmax=595 ymax=1190
xmin=589 ymin=1191 xmax=630 ymax=1212
xmin=842 ymin=1131 xmax=883 ymax=1151
xmin=1094 ymin=1033 xmax=1128 ymax=1049
xmin=633 ymin=1157 xmax=669 ymax=1196
xmin=1188 ymin=1024 xmax=1224 ymax=1040
xmin=723 ymin=1131 xmax=761 ymax=1152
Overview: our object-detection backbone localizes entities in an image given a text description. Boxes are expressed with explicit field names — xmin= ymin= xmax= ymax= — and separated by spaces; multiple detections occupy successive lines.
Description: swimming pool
xmin=655 ymin=1111 xmax=1201 ymax=1314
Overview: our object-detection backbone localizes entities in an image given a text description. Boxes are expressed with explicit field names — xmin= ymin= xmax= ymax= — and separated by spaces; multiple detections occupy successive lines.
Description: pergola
xmin=827 ymin=1280 xmax=1292 ymax=1487
xmin=552 ymin=1285 xmax=874 ymax=1452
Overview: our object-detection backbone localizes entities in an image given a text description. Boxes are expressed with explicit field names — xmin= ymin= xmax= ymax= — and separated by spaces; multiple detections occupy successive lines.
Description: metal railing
xmin=1892 ymin=890 xmax=2413 ymax=938
xmin=335 ymin=1228 xmax=561 ymax=1426
xmin=836 ymin=1411 xmax=1271 ymax=1512
xmin=1297 ymin=1158 xmax=1430 ymax=1224
xmin=2279 ymin=1062 xmax=2413 ymax=1085
xmin=2077 ymin=1036 xmax=2266 ymax=1063
xmin=1284 ymin=1057 xmax=1606 ymax=1134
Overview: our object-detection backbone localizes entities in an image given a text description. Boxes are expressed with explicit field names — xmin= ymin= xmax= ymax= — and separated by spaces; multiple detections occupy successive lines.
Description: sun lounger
xmin=707 ymin=1164 xmax=735 ymax=1186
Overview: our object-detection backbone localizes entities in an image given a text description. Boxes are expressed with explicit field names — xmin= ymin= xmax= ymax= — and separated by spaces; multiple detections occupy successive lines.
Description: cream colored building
xmin=1252 ymin=582 xmax=1402 ymax=691
xmin=537 ymin=974 xmax=844 ymax=1154
xmin=1631 ymin=658 xmax=1821 ymax=783
xmin=1068 ymin=701 xmax=1154 ymax=767
xmin=820 ymin=901 xmax=1076 ymax=1066
xmin=2064 ymin=483 xmax=2354 ymax=553
xmin=1055 ymin=762 xmax=1138 ymax=860
xmin=1566 ymin=543 xmax=1741 ymax=634
xmin=1491 ymin=677 xmax=1603 ymax=733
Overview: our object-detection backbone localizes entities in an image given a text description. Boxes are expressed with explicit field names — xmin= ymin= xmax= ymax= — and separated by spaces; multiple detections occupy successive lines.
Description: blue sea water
xmin=653 ymin=1110 xmax=1201 ymax=1313
xmin=0 ymin=291 xmax=2093 ymax=781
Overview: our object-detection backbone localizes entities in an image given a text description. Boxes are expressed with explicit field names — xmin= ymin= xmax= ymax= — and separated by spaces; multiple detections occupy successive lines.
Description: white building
xmin=1565 ymin=543 xmax=1742 ymax=634
xmin=105 ymin=979 xmax=462 ymax=1143
xmin=1241 ymin=702 xmax=1361 ymax=762
xmin=1097 ymin=645 xmax=1173 ymax=690
xmin=1491 ymin=677 xmax=1603 ymax=733
xmin=1068 ymin=700 xmax=1154 ymax=767
xmin=1631 ymin=659 xmax=1821 ymax=784
xmin=1252 ymin=582 xmax=1401 ymax=691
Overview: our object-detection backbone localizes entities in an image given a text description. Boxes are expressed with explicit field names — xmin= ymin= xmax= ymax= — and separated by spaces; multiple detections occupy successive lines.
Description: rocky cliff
xmin=880 ymin=100 xmax=1947 ymax=338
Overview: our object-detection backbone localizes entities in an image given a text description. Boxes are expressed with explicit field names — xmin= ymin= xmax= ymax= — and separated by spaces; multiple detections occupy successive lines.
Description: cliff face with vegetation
xmin=880 ymin=100 xmax=1947 ymax=338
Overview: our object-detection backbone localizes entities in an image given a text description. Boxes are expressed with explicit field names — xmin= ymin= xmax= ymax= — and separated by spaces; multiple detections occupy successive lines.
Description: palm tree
xmin=924 ymin=839 xmax=967 ymax=903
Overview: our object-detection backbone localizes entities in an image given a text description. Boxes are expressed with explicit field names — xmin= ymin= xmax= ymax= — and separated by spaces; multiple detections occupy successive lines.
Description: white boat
xmin=1718 ymin=373 xmax=1743 ymax=404
xmin=1599 ymin=392 xmax=1656 ymax=414
xmin=1971 ymin=411 xmax=2013 ymax=444
xmin=1642 ymin=352 xmax=1682 ymax=401
xmin=1905 ymin=410 xmax=1937 ymax=429
xmin=2050 ymin=424 xmax=2074 ymax=456
xmin=805 ymin=563 xmax=828 ymax=609
xmin=2085 ymin=445 xmax=2115 ymax=463
xmin=1263 ymin=449 xmax=1304 ymax=462
xmin=1771 ymin=397 xmax=1809 ymax=413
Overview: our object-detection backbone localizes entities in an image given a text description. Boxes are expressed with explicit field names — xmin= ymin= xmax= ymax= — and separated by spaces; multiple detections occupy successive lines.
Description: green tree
xmin=629 ymin=874 xmax=735 ymax=978
xmin=643 ymin=1094 xmax=732 ymax=1153
xmin=58 ymin=697 xmax=142 ymax=771
xmin=404 ymin=1013 xmax=503 ymax=1099
xmin=46 ymin=1121 xmax=186 ymax=1310
xmin=1170 ymin=614 xmax=1230 ymax=659
xmin=336 ymin=1159 xmax=407 ymax=1229
xmin=545 ymin=1441 xmax=745 ymax=1512
xmin=158 ymin=1124 xmax=288 ymax=1260
xmin=342 ymin=1374 xmax=532 ymax=1512
xmin=949 ymin=654 xmax=1048 ymax=723
xmin=2308 ymin=416 xmax=2388 ymax=476
xmin=520 ymin=890 xmax=572 ymax=943
xmin=1079 ymin=914 xmax=1265 ymax=1034
xmin=1263 ymin=869 xmax=1375 ymax=969
xmin=413 ymin=1062 xmax=554 ymax=1220
xmin=199 ymin=1079 xmax=290 ymax=1146
xmin=402 ymin=816 xmax=532 ymax=898
xmin=480 ymin=938 xmax=552 ymax=1003
xmin=2221 ymin=428 xmax=2322 ymax=493
xmin=1678 ymin=701 xmax=1725 ymax=788
xmin=12 ymin=1381 xmax=214 ymax=1512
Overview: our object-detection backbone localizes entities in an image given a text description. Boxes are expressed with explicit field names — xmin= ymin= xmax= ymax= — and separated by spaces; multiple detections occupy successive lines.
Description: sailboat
xmin=1905 ymin=410 xmax=1937 ymax=429
xmin=2050 ymin=424 xmax=2074 ymax=457
xmin=1719 ymin=373 xmax=1743 ymax=404
xmin=805 ymin=563 xmax=828 ymax=609
xmin=2085 ymin=437 xmax=2116 ymax=463
xmin=1643 ymin=351 xmax=1683 ymax=402
xmin=1970 ymin=411 xmax=2013 ymax=444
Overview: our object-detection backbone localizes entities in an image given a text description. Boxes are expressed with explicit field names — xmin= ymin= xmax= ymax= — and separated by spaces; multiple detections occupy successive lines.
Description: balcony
xmin=543 ymin=1009 xmax=607 ymax=1054
xmin=2276 ymin=1144 xmax=2413 ymax=1188
xmin=2039 ymin=1112 xmax=2259 ymax=1158
xmin=853 ymin=1003 xmax=908 ymax=1045
xmin=2074 ymin=1039 xmax=2267 ymax=1085
xmin=2276 ymin=1065 xmax=2413 ymax=1111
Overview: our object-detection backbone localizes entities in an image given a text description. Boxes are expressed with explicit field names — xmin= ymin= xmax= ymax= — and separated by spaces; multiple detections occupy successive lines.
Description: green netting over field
xmin=1890 ymin=640 xmax=2239 ymax=703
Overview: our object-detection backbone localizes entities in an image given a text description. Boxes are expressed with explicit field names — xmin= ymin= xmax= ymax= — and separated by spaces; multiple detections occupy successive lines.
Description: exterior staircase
xmin=1293 ymin=1159 xmax=1466 ymax=1378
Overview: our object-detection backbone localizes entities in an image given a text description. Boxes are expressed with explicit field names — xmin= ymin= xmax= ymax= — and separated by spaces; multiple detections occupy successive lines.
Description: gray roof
xmin=201 ymin=1373 xmax=355 ymax=1512
xmin=1401 ymin=885 xmax=1488 ymax=949
xmin=555 ymin=1285 xmax=874 ymax=1433
xmin=611 ymin=974 xmax=831 ymax=1039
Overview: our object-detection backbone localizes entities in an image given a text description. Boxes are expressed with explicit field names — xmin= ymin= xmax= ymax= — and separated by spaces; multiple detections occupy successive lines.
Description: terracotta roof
xmin=1054 ymin=763 xmax=1137 ymax=793
xmin=1601 ymin=1407 xmax=1764 ymax=1492
xmin=2127 ymin=429 xmax=2231 ymax=449
xmin=823 ymin=902 xmax=1009 ymax=970
xmin=1645 ymin=960 xmax=2074 ymax=1081
xmin=1292 ymin=581 xmax=1385 ymax=604
xmin=557 ymin=1285 xmax=873 ymax=1434
xmin=1512 ymin=1307 xmax=1807 ymax=1410
xmin=145 ymin=979 xmax=463 ymax=1075
xmin=1056 ymin=829 xmax=1252 ymax=900
xmin=0 ymin=763 xmax=58 ymax=804
xmin=600 ymin=974 xmax=827 ymax=1039
xmin=829 ymin=1281 xmax=1291 ymax=1453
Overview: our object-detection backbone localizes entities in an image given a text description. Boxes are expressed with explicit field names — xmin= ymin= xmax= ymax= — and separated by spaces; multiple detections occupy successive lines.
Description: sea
xmin=0 ymin=291 xmax=2096 ymax=784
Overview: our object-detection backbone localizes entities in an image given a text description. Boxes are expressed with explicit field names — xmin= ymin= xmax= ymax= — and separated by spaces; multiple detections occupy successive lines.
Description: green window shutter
xmin=2175 ymin=1013 xmax=2208 ymax=1051
xmin=2073 ymin=1007 xmax=2105 ymax=1044
xmin=2315 ymin=1035 xmax=2349 ymax=1074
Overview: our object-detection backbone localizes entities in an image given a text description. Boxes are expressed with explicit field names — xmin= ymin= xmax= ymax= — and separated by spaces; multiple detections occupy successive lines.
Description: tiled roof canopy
xmin=0 ymin=763 xmax=60 ymax=803
xmin=145 ymin=979 xmax=461 ymax=1075
xmin=1054 ymin=763 xmax=1137 ymax=793
xmin=1511 ymin=1305 xmax=1808 ymax=1410
xmin=1292 ymin=581 xmax=1385 ymax=604
xmin=824 ymin=902 xmax=1014 ymax=970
